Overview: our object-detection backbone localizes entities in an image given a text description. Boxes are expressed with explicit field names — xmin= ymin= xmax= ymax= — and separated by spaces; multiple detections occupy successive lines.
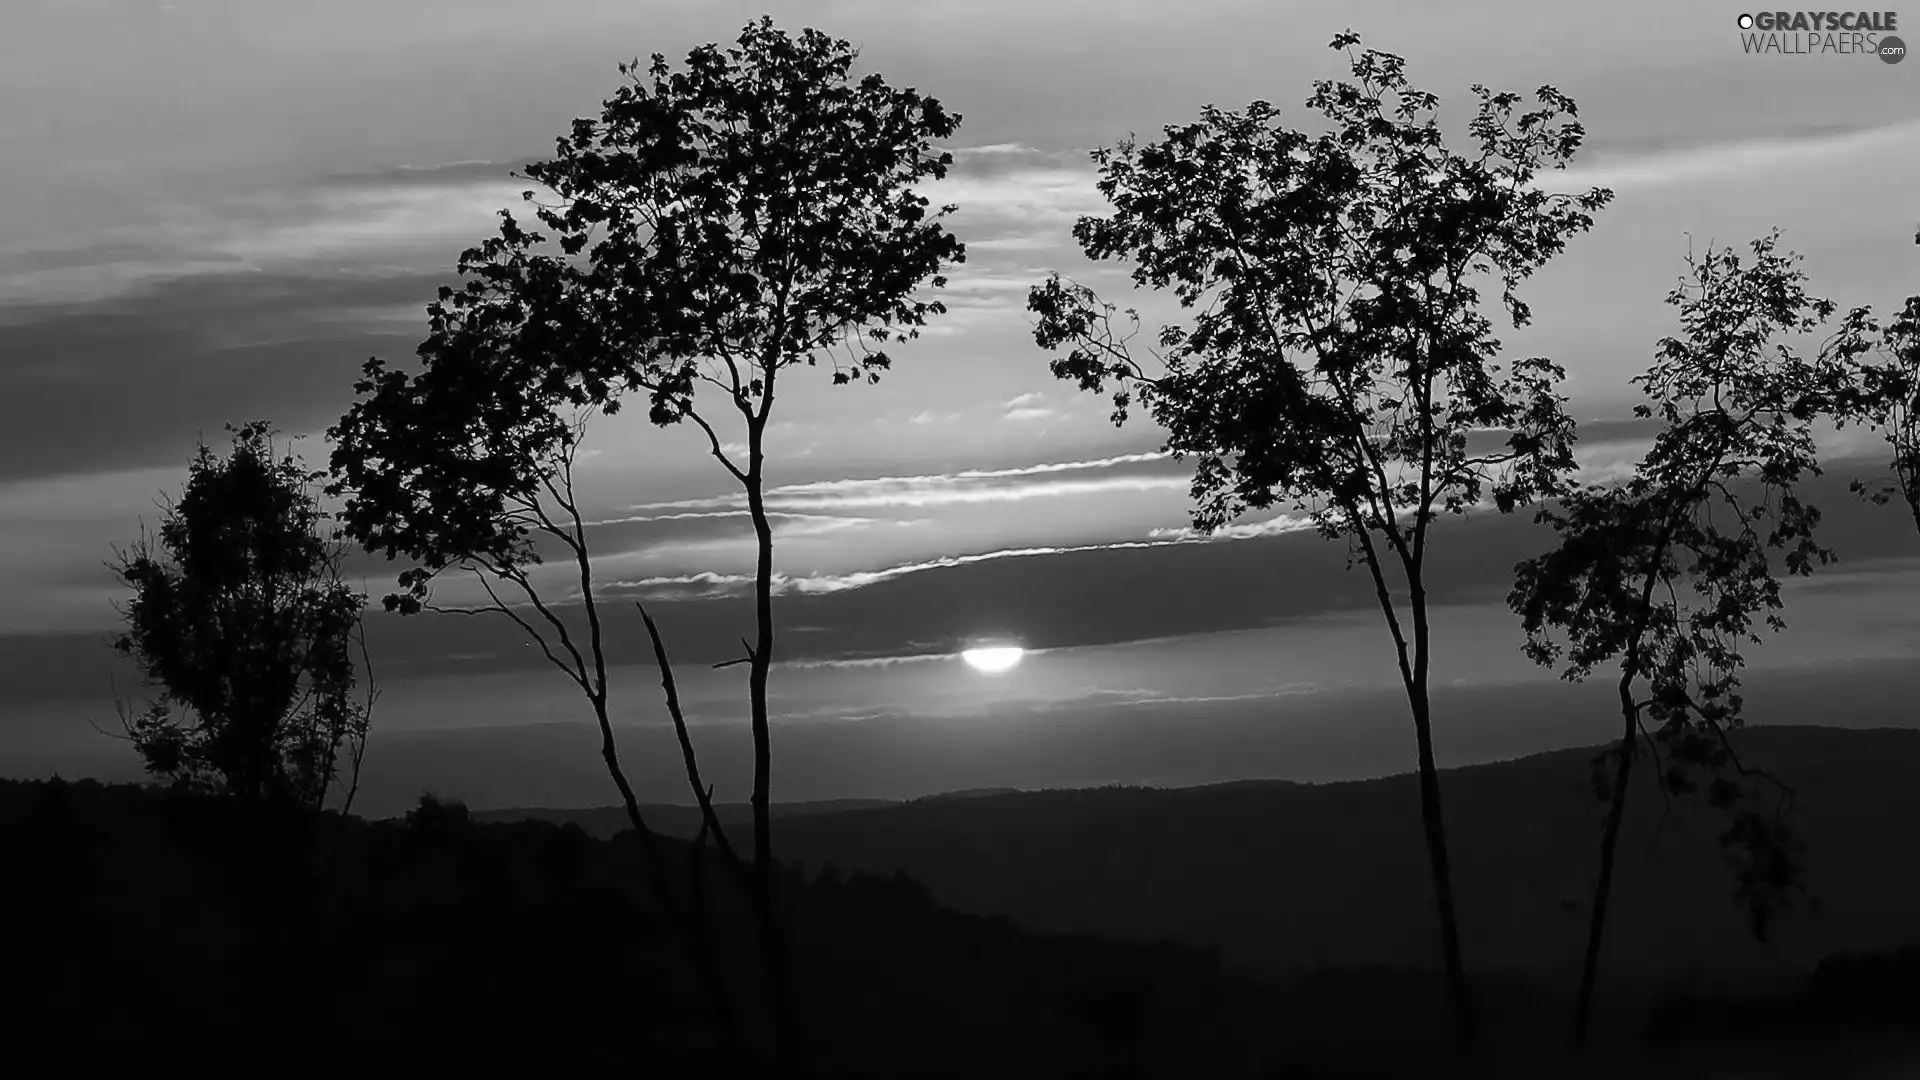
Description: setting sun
xmin=960 ymin=646 xmax=1025 ymax=674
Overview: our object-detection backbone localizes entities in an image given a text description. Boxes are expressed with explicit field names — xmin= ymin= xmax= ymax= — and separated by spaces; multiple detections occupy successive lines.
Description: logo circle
xmin=1738 ymin=13 xmax=1754 ymax=28
xmin=1880 ymin=35 xmax=1907 ymax=63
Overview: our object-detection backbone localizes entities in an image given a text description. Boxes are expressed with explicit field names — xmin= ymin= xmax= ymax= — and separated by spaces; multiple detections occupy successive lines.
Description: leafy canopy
xmin=329 ymin=17 xmax=964 ymax=612
xmin=115 ymin=422 xmax=368 ymax=809
xmin=1512 ymin=234 xmax=1876 ymax=697
xmin=1029 ymin=32 xmax=1614 ymax=546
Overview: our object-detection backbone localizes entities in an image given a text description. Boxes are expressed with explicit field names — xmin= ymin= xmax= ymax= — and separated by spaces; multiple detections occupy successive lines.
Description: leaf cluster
xmin=1513 ymin=234 xmax=1875 ymax=694
xmin=1846 ymin=295 xmax=1920 ymax=528
xmin=1029 ymin=31 xmax=1612 ymax=543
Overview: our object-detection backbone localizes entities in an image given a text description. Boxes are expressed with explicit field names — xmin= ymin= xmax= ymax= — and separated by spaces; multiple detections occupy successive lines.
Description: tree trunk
xmin=1407 ymin=592 xmax=1476 ymax=1045
xmin=595 ymin=717 xmax=741 ymax=1058
xmin=1571 ymin=497 xmax=1681 ymax=1046
xmin=1571 ymin=671 xmax=1641 ymax=1045
xmin=745 ymin=460 xmax=802 ymax=1077
xmin=1356 ymin=525 xmax=1476 ymax=1048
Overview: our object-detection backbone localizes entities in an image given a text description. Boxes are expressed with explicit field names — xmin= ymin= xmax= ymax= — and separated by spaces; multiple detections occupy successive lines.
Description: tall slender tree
xmin=1509 ymin=232 xmax=1878 ymax=1044
xmin=329 ymin=17 xmax=963 ymax=1073
xmin=1027 ymin=32 xmax=1610 ymax=1043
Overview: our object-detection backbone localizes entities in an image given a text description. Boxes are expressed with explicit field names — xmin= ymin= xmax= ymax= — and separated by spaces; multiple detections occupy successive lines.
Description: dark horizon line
xmin=394 ymin=721 xmax=1914 ymax=820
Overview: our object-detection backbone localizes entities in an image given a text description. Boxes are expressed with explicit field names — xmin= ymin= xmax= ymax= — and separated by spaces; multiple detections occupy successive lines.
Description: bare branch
xmin=638 ymin=603 xmax=749 ymax=884
xmin=711 ymin=636 xmax=758 ymax=670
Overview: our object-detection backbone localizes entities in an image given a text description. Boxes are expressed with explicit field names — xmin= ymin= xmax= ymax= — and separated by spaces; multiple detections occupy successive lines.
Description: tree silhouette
xmin=110 ymin=421 xmax=376 ymax=1055
xmin=1509 ymin=232 xmax=1878 ymax=1045
xmin=328 ymin=17 xmax=963 ymax=1072
xmin=1849 ymin=295 xmax=1920 ymax=536
xmin=1027 ymin=31 xmax=1611 ymax=1043
xmin=113 ymin=421 xmax=371 ymax=814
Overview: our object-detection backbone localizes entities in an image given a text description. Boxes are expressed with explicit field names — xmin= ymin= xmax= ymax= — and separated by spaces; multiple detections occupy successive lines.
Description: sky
xmin=2 ymin=1 xmax=1918 ymax=810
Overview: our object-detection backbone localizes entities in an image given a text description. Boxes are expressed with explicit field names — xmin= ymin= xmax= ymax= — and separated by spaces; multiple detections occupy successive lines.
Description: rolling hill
xmin=493 ymin=725 xmax=1920 ymax=992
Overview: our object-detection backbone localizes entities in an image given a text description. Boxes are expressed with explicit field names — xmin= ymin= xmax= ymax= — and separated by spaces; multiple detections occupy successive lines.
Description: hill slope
xmin=0 ymin=779 xmax=1275 ymax=1078
xmin=504 ymin=725 xmax=1920 ymax=988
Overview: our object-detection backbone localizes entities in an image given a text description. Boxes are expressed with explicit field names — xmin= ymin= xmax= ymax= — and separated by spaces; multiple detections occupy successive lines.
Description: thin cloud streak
xmin=1148 ymin=515 xmax=1315 ymax=542
xmin=606 ymin=541 xmax=1178 ymax=599
xmin=1003 ymin=407 xmax=1057 ymax=422
xmin=1537 ymin=120 xmax=1920 ymax=193
xmin=628 ymin=475 xmax=1188 ymax=513
xmin=625 ymin=452 xmax=1180 ymax=514
xmin=584 ymin=509 xmax=869 ymax=529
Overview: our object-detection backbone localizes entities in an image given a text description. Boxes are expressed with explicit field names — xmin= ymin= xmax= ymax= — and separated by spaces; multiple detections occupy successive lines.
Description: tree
xmin=1509 ymin=232 xmax=1878 ymax=1045
xmin=1849 ymin=295 xmax=1920 ymax=536
xmin=1026 ymin=32 xmax=1611 ymax=1043
xmin=114 ymin=421 xmax=372 ymax=815
xmin=112 ymin=420 xmax=376 ymax=1056
xmin=328 ymin=17 xmax=963 ymax=1072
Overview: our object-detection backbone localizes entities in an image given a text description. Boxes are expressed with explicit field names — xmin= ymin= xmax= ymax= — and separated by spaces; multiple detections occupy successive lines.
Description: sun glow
xmin=960 ymin=646 xmax=1025 ymax=674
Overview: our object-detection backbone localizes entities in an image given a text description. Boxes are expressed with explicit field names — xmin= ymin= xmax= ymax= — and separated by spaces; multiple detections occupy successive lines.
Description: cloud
xmin=607 ymin=538 xmax=1188 ymax=600
xmin=943 ymin=451 xmax=1172 ymax=478
xmin=603 ymin=570 xmax=757 ymax=601
xmin=962 ymin=236 xmax=1060 ymax=253
xmin=0 ymin=159 xmax=548 ymax=486
xmin=196 ymin=173 xmax=525 ymax=269
xmin=1002 ymin=390 xmax=1048 ymax=408
xmin=1109 ymin=688 xmax=1318 ymax=708
xmin=779 ymin=652 xmax=957 ymax=671
xmin=0 ymin=254 xmax=253 ymax=309
xmin=571 ymin=510 xmax=879 ymax=566
xmin=944 ymin=271 xmax=1049 ymax=296
xmin=609 ymin=508 xmax=1319 ymax=603
xmin=1536 ymin=120 xmax=1920 ymax=193
xmin=0 ymin=266 xmax=439 ymax=485
xmin=1003 ymin=406 xmax=1057 ymax=422
xmin=732 ymin=473 xmax=1185 ymax=510
xmin=915 ymin=266 xmax=1049 ymax=336
xmin=922 ymin=144 xmax=1103 ymax=253
xmin=626 ymin=451 xmax=1182 ymax=514
xmin=1147 ymin=514 xmax=1315 ymax=542
xmin=1 ymin=160 xmax=526 ymax=308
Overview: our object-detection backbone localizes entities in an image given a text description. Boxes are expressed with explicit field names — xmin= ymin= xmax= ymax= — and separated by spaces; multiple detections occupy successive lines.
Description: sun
xmin=960 ymin=646 xmax=1025 ymax=674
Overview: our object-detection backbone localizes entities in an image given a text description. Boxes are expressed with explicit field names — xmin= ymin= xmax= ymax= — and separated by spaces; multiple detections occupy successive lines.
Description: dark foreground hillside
xmin=5 ymin=763 xmax=1919 ymax=1077
xmin=0 ymin=778 xmax=1286 ymax=1078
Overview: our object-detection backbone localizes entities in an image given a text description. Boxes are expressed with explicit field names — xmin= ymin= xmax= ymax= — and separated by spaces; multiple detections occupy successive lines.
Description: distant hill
xmin=470 ymin=796 xmax=899 ymax=839
xmin=912 ymin=785 xmax=1025 ymax=801
xmin=498 ymin=725 xmax=1920 ymax=990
